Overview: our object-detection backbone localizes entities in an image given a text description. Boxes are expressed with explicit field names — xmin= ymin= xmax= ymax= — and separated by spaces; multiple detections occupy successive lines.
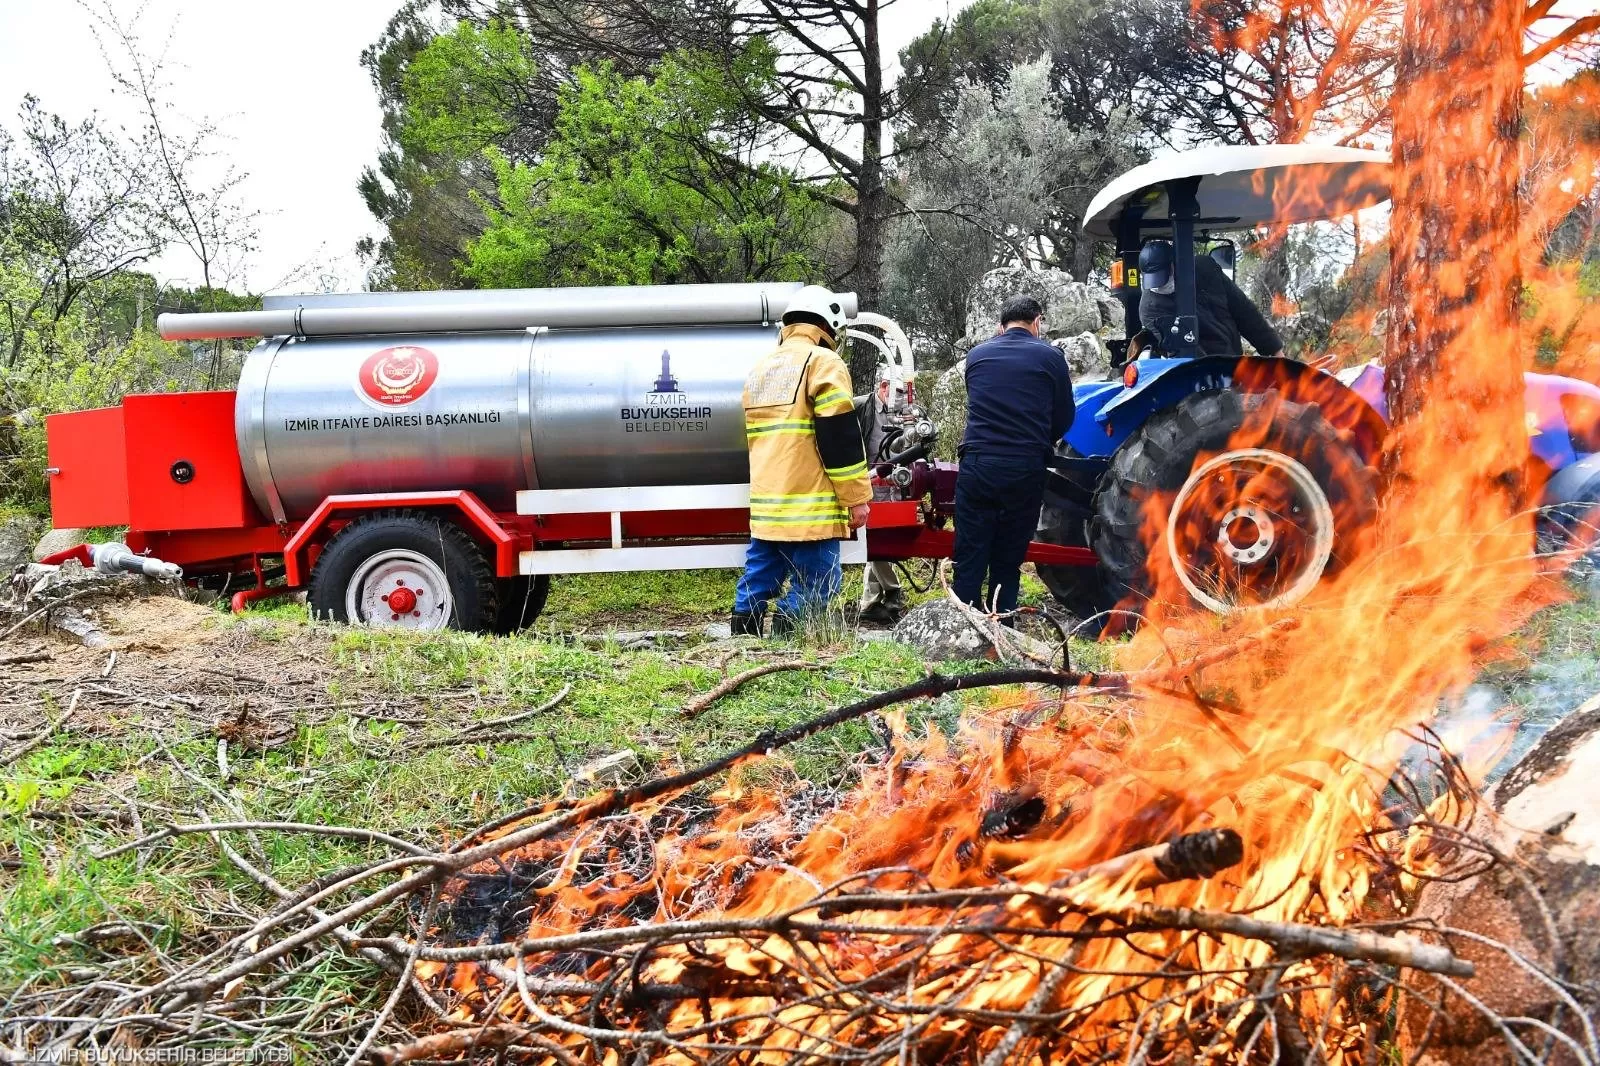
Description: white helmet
xmin=781 ymin=285 xmax=851 ymax=336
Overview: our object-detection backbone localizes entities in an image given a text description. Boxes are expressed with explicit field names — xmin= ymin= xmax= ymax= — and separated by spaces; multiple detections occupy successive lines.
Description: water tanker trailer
xmin=42 ymin=282 xmax=1093 ymax=632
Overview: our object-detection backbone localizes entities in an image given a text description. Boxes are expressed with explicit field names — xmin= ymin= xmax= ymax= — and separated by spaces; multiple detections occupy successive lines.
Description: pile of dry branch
xmin=9 ymin=615 xmax=1588 ymax=1066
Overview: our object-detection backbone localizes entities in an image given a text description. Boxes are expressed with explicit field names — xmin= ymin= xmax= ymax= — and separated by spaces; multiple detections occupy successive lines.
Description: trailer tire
xmin=309 ymin=510 xmax=499 ymax=632
xmin=494 ymin=575 xmax=551 ymax=633
xmin=1092 ymin=390 xmax=1376 ymax=616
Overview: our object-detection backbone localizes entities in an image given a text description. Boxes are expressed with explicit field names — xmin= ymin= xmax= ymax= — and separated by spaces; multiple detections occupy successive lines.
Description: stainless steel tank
xmin=235 ymin=324 xmax=775 ymax=522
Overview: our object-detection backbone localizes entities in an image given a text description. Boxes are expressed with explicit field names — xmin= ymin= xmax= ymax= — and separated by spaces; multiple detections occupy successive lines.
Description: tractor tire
xmin=308 ymin=510 xmax=498 ymax=633
xmin=494 ymin=575 xmax=552 ymax=634
xmin=1091 ymin=390 xmax=1377 ymax=616
xmin=1035 ymin=447 xmax=1114 ymax=622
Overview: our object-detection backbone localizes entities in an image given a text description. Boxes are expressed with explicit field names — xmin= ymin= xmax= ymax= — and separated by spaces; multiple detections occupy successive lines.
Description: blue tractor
xmin=1033 ymin=144 xmax=1600 ymax=620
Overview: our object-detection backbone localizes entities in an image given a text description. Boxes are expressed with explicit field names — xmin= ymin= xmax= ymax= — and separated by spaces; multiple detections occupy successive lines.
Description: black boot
xmin=730 ymin=609 xmax=765 ymax=637
xmin=769 ymin=611 xmax=797 ymax=637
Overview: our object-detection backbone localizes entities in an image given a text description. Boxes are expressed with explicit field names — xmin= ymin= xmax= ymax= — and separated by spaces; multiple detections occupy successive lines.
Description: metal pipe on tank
xmin=158 ymin=283 xmax=856 ymax=341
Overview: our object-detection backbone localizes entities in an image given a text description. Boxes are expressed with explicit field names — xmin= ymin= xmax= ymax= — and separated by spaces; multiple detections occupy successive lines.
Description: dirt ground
xmin=2 ymin=594 xmax=337 ymax=754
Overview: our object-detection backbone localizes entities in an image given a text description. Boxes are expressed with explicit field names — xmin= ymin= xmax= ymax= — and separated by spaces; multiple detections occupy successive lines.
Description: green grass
xmin=5 ymin=567 xmax=1088 ymax=1000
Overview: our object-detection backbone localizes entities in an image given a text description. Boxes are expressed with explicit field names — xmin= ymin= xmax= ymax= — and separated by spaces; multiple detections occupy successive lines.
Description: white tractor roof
xmin=1082 ymin=144 xmax=1392 ymax=241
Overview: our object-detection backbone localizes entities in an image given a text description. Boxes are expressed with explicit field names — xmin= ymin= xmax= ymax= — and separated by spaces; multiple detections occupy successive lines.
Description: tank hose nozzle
xmin=90 ymin=542 xmax=185 ymax=582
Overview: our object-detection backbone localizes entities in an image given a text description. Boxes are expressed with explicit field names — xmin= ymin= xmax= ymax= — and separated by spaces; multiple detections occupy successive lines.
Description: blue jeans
xmin=953 ymin=453 xmax=1047 ymax=614
xmin=733 ymin=539 xmax=841 ymax=620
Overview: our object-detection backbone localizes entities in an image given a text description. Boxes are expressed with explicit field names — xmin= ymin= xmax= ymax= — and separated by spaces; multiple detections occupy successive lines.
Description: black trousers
xmin=952 ymin=452 xmax=1047 ymax=614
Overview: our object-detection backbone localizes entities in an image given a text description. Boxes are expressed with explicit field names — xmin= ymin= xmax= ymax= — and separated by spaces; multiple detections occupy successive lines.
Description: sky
xmin=0 ymin=0 xmax=959 ymax=296
xmin=0 ymin=0 xmax=403 ymax=294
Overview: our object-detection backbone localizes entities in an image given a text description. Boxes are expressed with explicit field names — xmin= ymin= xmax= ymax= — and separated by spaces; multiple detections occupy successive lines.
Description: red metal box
xmin=122 ymin=392 xmax=257 ymax=533
xmin=46 ymin=406 xmax=131 ymax=529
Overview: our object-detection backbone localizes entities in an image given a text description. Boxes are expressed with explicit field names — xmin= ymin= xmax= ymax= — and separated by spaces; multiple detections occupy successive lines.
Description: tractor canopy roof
xmin=1083 ymin=144 xmax=1391 ymax=241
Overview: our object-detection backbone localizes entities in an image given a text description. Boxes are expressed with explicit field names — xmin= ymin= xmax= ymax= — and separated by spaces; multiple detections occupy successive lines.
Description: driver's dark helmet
xmin=1139 ymin=240 xmax=1176 ymax=295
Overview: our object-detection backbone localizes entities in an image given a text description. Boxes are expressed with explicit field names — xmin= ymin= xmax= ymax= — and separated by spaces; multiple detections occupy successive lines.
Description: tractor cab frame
xmin=1083 ymin=144 xmax=1392 ymax=365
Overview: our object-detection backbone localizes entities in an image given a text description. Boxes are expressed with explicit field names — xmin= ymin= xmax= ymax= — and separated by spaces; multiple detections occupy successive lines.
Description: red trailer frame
xmin=44 ymin=390 xmax=1095 ymax=616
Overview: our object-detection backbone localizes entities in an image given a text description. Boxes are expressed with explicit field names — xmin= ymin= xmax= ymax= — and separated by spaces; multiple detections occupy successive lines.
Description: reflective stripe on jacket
xmin=742 ymin=323 xmax=872 ymax=541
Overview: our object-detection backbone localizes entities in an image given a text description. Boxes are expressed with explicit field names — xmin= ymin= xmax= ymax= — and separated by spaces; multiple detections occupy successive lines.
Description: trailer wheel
xmin=1092 ymin=390 xmax=1377 ymax=615
xmin=494 ymin=575 xmax=552 ymax=633
xmin=309 ymin=511 xmax=498 ymax=632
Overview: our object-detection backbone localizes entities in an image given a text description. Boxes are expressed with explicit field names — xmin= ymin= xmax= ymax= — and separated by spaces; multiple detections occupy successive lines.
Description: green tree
xmin=465 ymin=52 xmax=824 ymax=289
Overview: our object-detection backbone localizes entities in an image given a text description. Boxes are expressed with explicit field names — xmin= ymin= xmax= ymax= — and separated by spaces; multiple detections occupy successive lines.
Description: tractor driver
xmin=1137 ymin=240 xmax=1285 ymax=359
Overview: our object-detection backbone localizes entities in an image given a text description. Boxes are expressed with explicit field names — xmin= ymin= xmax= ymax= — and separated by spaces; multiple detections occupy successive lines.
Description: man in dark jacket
xmin=1137 ymin=240 xmax=1285 ymax=358
xmin=953 ymin=295 xmax=1075 ymax=615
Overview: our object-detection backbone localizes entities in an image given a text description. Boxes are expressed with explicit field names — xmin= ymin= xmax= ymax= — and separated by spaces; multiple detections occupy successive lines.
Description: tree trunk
xmin=1384 ymin=0 xmax=1526 ymax=496
xmin=848 ymin=0 xmax=887 ymax=389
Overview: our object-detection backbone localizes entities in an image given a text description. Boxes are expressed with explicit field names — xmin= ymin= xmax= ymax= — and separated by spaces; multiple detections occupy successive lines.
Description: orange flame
xmin=405 ymin=5 xmax=1600 ymax=1063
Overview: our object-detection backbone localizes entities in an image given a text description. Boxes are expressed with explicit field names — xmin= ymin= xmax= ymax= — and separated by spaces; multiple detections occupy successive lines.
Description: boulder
xmin=1094 ymin=288 xmax=1127 ymax=339
xmin=0 ymin=514 xmax=44 ymax=574
xmin=962 ymin=267 xmax=1101 ymax=346
xmin=890 ymin=599 xmax=1058 ymax=663
xmin=925 ymin=361 xmax=968 ymax=462
xmin=1057 ymin=332 xmax=1113 ymax=381
xmin=33 ymin=527 xmax=89 ymax=562
xmin=1401 ymin=697 xmax=1600 ymax=1066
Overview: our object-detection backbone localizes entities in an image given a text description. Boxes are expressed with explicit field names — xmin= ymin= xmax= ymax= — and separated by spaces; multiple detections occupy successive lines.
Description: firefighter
xmin=953 ymin=295 xmax=1074 ymax=617
xmin=732 ymin=286 xmax=873 ymax=637
xmin=856 ymin=373 xmax=907 ymax=626
xmin=1137 ymin=240 xmax=1285 ymax=358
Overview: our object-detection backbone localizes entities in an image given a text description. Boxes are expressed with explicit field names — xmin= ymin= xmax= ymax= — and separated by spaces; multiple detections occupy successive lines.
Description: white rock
xmin=962 ymin=267 xmax=1101 ymax=345
xmin=1057 ymin=332 xmax=1112 ymax=381
xmin=566 ymin=749 xmax=642 ymax=796
xmin=1093 ymin=288 xmax=1126 ymax=339
xmin=33 ymin=527 xmax=89 ymax=562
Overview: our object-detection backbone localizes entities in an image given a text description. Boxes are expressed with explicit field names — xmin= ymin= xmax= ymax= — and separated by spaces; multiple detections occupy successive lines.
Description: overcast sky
xmin=0 ymin=0 xmax=958 ymax=296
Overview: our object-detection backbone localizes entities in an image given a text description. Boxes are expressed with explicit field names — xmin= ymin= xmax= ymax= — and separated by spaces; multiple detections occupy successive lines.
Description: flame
xmin=398 ymin=5 xmax=1600 ymax=1063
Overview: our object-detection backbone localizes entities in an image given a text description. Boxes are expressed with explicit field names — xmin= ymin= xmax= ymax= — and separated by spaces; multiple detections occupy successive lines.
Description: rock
xmin=1094 ymin=288 xmax=1126 ymax=339
xmin=563 ymin=749 xmax=642 ymax=799
xmin=47 ymin=608 xmax=111 ymax=648
xmin=1585 ymin=569 xmax=1600 ymax=604
xmin=702 ymin=621 xmax=733 ymax=640
xmin=962 ymin=267 xmax=1101 ymax=346
xmin=32 ymin=527 xmax=89 ymax=562
xmin=1401 ymin=697 xmax=1600 ymax=1066
xmin=890 ymin=600 xmax=1058 ymax=663
xmin=0 ymin=514 xmax=44 ymax=574
xmin=585 ymin=629 xmax=692 ymax=651
xmin=1057 ymin=332 xmax=1112 ymax=381
xmin=925 ymin=361 xmax=968 ymax=462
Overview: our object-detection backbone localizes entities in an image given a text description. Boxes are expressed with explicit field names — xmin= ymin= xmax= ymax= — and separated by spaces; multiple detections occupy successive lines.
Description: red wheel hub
xmin=383 ymin=585 xmax=418 ymax=614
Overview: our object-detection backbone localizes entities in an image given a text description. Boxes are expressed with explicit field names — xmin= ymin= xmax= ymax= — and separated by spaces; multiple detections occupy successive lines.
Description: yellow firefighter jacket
xmin=742 ymin=322 xmax=872 ymax=541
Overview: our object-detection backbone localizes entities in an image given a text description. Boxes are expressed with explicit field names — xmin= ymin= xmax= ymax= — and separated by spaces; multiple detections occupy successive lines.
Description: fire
xmin=386 ymin=5 xmax=1600 ymax=1064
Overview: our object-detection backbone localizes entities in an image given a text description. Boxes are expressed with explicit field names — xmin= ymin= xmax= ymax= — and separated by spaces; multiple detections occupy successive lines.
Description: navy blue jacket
xmin=961 ymin=327 xmax=1074 ymax=461
xmin=1140 ymin=255 xmax=1284 ymax=357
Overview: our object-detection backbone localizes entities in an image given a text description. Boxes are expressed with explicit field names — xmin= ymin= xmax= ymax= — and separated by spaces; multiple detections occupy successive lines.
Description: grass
xmin=2 ymin=567 xmax=1103 ymax=1001
xmin=3 ymin=564 xmax=1597 ymax=1054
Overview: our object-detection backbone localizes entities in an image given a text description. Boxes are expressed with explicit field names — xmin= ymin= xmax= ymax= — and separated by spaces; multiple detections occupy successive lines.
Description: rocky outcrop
xmin=0 ymin=514 xmax=44 ymax=574
xmin=1401 ymin=697 xmax=1600 ymax=1066
xmin=960 ymin=267 xmax=1120 ymax=350
xmin=1057 ymin=332 xmax=1111 ymax=381
xmin=924 ymin=362 xmax=969 ymax=462
xmin=33 ymin=527 xmax=88 ymax=562
xmin=1095 ymin=288 xmax=1127 ymax=341
xmin=889 ymin=599 xmax=1056 ymax=663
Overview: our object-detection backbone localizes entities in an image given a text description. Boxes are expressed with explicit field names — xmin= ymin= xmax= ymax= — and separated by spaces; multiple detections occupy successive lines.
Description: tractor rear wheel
xmin=1091 ymin=390 xmax=1377 ymax=615
xmin=1036 ymin=446 xmax=1114 ymax=622
xmin=309 ymin=510 xmax=498 ymax=632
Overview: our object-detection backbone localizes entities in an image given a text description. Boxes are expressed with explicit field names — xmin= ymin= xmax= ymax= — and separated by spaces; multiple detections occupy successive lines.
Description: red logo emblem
xmin=357 ymin=346 xmax=439 ymax=407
